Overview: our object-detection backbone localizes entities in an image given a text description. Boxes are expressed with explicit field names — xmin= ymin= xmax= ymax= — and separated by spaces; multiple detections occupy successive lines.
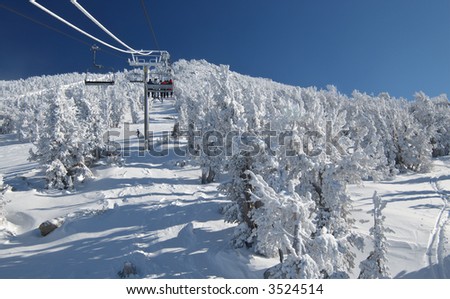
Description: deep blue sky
xmin=1 ymin=0 xmax=450 ymax=99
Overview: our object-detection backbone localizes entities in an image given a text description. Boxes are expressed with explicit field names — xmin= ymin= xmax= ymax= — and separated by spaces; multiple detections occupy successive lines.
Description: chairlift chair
xmin=127 ymin=68 xmax=144 ymax=83
xmin=84 ymin=45 xmax=116 ymax=86
xmin=127 ymin=51 xmax=174 ymax=98
xmin=147 ymin=59 xmax=174 ymax=98
xmin=147 ymin=78 xmax=173 ymax=98
xmin=85 ymin=71 xmax=115 ymax=86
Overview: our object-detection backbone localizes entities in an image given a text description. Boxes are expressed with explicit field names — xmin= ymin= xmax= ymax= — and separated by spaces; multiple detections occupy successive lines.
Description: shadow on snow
xmin=0 ymin=199 xmax=251 ymax=279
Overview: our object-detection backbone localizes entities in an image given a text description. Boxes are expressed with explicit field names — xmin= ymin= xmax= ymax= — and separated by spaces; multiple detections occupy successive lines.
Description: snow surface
xmin=0 ymin=81 xmax=449 ymax=279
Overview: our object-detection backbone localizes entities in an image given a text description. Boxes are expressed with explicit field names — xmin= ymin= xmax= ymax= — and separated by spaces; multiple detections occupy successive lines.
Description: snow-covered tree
xmin=390 ymin=101 xmax=431 ymax=173
xmin=128 ymin=94 xmax=142 ymax=124
xmin=307 ymin=227 xmax=349 ymax=278
xmin=244 ymin=171 xmax=323 ymax=279
xmin=359 ymin=191 xmax=393 ymax=279
xmin=350 ymin=91 xmax=432 ymax=174
xmin=72 ymin=89 xmax=108 ymax=162
xmin=45 ymin=159 xmax=72 ymax=190
xmin=0 ymin=175 xmax=8 ymax=228
xmin=220 ymin=151 xmax=255 ymax=247
xmin=264 ymin=254 xmax=321 ymax=279
xmin=108 ymin=87 xmax=126 ymax=128
xmin=173 ymin=60 xmax=371 ymax=277
xmin=30 ymin=89 xmax=89 ymax=189
xmin=411 ymin=92 xmax=450 ymax=158
xmin=247 ymin=170 xmax=315 ymax=257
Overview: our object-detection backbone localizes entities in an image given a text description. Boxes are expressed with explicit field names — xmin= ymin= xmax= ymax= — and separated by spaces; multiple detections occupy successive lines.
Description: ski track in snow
xmin=426 ymin=176 xmax=449 ymax=278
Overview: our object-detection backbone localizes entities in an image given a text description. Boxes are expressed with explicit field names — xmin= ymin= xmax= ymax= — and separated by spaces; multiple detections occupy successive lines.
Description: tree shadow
xmin=383 ymin=176 xmax=432 ymax=185
xmin=395 ymin=256 xmax=450 ymax=279
xmin=0 ymin=134 xmax=29 ymax=147
xmin=383 ymin=190 xmax=437 ymax=203
xmin=410 ymin=203 xmax=442 ymax=210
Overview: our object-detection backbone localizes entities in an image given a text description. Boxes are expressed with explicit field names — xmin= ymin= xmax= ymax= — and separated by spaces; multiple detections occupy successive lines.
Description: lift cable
xmin=29 ymin=0 xmax=151 ymax=55
xmin=0 ymin=3 xmax=125 ymax=60
xmin=140 ymin=0 xmax=160 ymax=50
xmin=71 ymin=0 xmax=143 ymax=54
xmin=1 ymin=3 xmax=90 ymax=47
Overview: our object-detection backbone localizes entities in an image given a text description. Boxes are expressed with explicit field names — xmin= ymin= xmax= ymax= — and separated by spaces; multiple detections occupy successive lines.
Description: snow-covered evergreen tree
xmin=411 ymin=92 xmax=450 ymax=158
xmin=0 ymin=175 xmax=8 ymax=228
xmin=307 ymin=227 xmax=349 ymax=278
xmin=73 ymin=89 xmax=107 ymax=162
xmin=45 ymin=159 xmax=72 ymax=190
xmin=128 ymin=94 xmax=142 ymax=124
xmin=30 ymin=89 xmax=89 ymax=189
xmin=359 ymin=191 xmax=393 ymax=279
xmin=108 ymin=87 xmax=126 ymax=128
xmin=244 ymin=171 xmax=324 ymax=279
xmin=220 ymin=151 xmax=255 ymax=247
xmin=246 ymin=170 xmax=315 ymax=257
xmin=264 ymin=254 xmax=321 ymax=279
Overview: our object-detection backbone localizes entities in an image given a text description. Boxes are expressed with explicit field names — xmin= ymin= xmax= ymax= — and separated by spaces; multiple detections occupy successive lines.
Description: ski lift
xmin=85 ymin=45 xmax=115 ymax=86
xmin=148 ymin=57 xmax=174 ymax=98
xmin=127 ymin=51 xmax=174 ymax=98
xmin=127 ymin=68 xmax=144 ymax=83
xmin=147 ymin=78 xmax=173 ymax=98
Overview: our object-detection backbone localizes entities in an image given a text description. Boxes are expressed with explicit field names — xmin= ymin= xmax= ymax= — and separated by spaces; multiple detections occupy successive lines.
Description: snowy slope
xmin=0 ymin=98 xmax=448 ymax=278
xmin=0 ymin=62 xmax=449 ymax=279
xmin=0 ymin=100 xmax=277 ymax=278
